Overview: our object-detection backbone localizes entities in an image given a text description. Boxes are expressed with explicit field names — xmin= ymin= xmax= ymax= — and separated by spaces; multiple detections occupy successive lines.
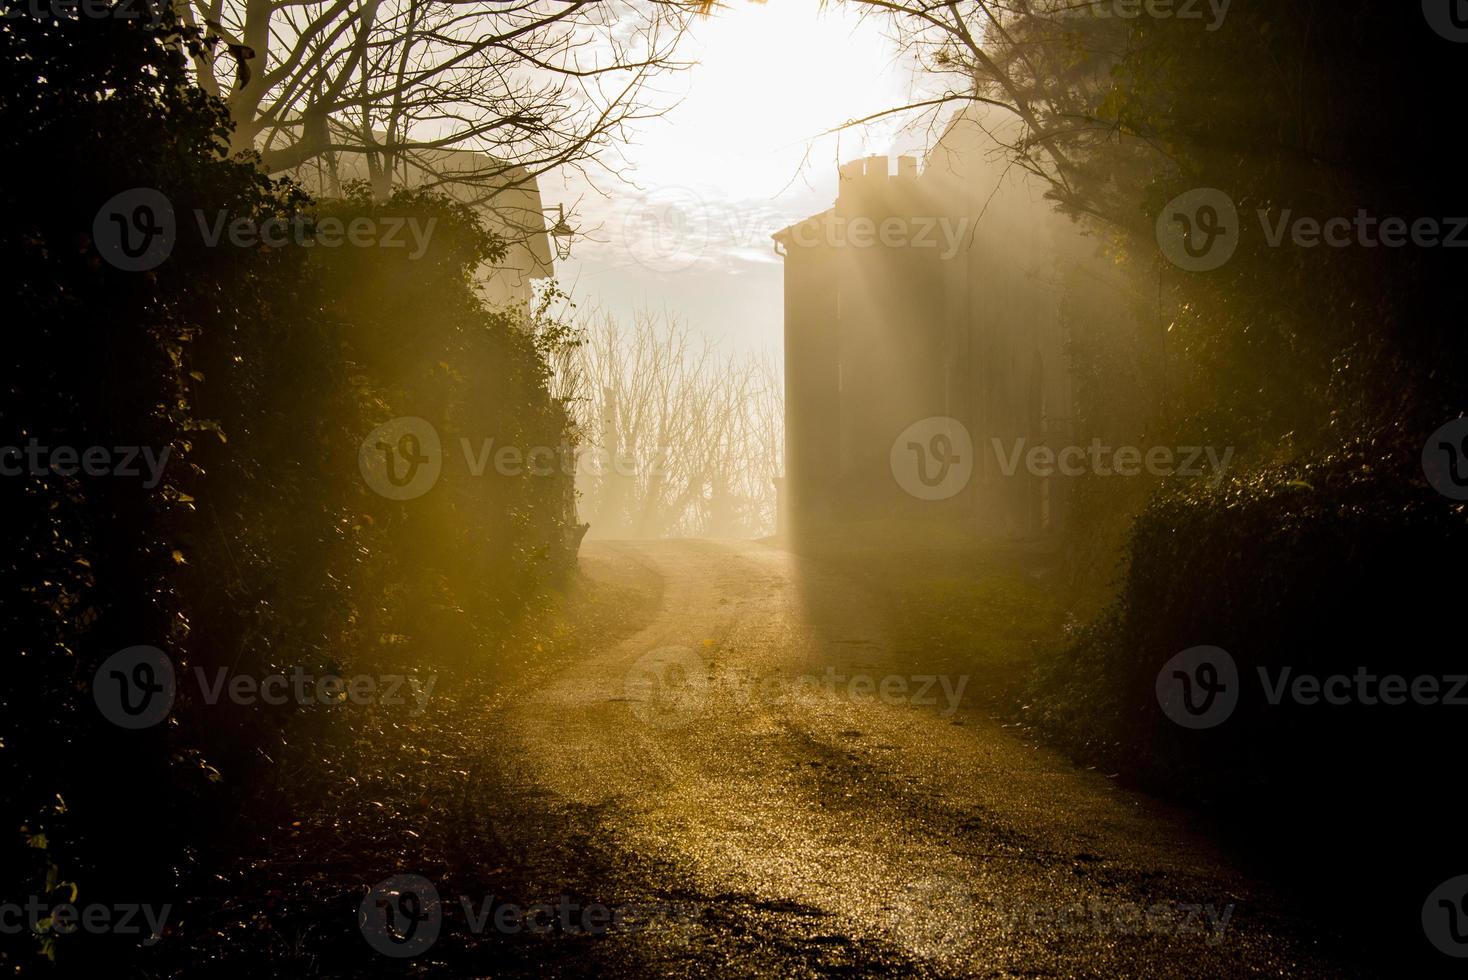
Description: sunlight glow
xmin=634 ymin=0 xmax=915 ymax=198
xmin=549 ymin=0 xmax=925 ymax=348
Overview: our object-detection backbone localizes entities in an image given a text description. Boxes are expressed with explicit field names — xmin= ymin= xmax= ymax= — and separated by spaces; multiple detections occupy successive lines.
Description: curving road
xmin=474 ymin=539 xmax=1356 ymax=978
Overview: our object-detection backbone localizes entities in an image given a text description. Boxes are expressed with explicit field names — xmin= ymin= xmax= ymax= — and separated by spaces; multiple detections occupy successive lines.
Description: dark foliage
xmin=0 ymin=6 xmax=575 ymax=972
xmin=1017 ymin=3 xmax=1468 ymax=965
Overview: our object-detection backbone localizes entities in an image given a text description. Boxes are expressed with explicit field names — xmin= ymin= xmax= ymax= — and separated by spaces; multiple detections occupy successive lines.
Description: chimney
xmin=837 ymin=159 xmax=864 ymax=207
xmin=864 ymin=155 xmax=889 ymax=181
xmin=897 ymin=155 xmax=918 ymax=179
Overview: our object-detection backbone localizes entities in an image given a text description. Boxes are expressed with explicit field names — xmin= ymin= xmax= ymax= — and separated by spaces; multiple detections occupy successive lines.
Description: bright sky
xmin=543 ymin=0 xmax=932 ymax=354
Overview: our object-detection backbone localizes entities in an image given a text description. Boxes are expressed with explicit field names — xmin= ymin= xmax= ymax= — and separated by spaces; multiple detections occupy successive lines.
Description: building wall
xmin=780 ymin=215 xmax=839 ymax=531
xmin=284 ymin=145 xmax=554 ymax=312
xmin=831 ymin=156 xmax=949 ymax=523
xmin=926 ymin=116 xmax=1079 ymax=536
xmin=776 ymin=113 xmax=1108 ymax=538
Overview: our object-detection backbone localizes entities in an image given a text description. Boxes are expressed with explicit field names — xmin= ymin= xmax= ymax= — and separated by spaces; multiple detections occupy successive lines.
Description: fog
xmin=4 ymin=1 xmax=1465 ymax=977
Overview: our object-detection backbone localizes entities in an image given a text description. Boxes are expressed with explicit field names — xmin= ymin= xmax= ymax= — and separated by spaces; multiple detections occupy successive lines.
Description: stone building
xmin=773 ymin=114 xmax=1111 ymax=538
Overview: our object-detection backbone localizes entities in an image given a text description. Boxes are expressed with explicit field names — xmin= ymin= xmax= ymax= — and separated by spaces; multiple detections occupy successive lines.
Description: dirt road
xmin=450 ymin=539 xmax=1353 ymax=977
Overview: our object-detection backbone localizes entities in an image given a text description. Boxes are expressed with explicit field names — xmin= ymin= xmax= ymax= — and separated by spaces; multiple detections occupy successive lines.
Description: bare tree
xmin=834 ymin=0 xmax=1160 ymax=231
xmin=181 ymin=0 xmax=693 ymax=211
xmin=551 ymin=309 xmax=782 ymax=539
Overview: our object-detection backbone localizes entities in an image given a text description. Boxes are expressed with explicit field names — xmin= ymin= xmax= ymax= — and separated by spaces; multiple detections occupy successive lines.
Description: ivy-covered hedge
xmin=1 ymin=8 xmax=576 ymax=972
xmin=1026 ymin=0 xmax=1467 ymax=849
xmin=1025 ymin=438 xmax=1467 ymax=959
xmin=1030 ymin=441 xmax=1463 ymax=786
